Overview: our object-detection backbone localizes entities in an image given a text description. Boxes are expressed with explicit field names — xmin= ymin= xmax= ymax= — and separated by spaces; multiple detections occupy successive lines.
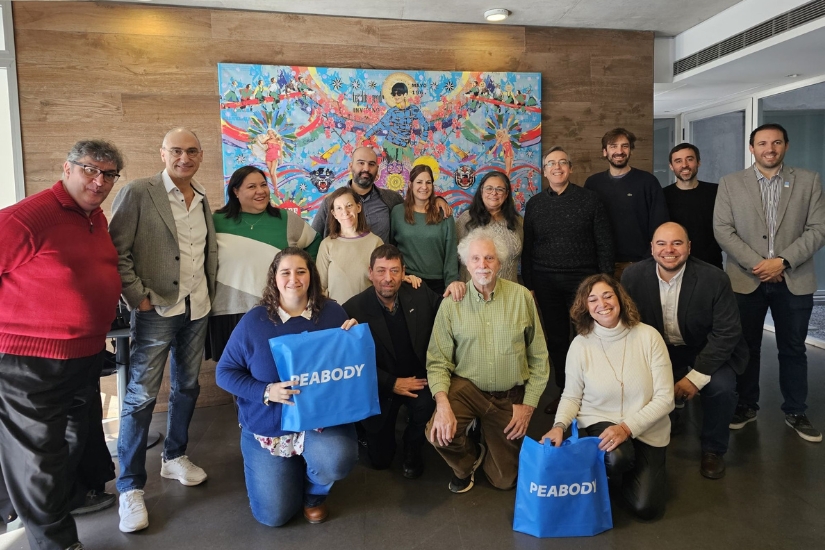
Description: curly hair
xmin=259 ymin=247 xmax=327 ymax=324
xmin=569 ymin=273 xmax=640 ymax=335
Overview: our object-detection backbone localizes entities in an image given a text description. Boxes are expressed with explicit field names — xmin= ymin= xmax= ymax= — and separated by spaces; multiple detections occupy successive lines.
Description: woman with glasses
xmin=316 ymin=187 xmax=384 ymax=303
xmin=455 ymin=171 xmax=523 ymax=283
xmin=206 ymin=165 xmax=320 ymax=361
xmin=390 ymin=165 xmax=460 ymax=296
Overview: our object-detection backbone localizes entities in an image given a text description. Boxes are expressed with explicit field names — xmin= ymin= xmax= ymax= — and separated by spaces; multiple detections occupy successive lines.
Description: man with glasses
xmin=521 ymin=146 xmax=614 ymax=414
xmin=0 ymin=140 xmax=124 ymax=550
xmin=585 ymin=128 xmax=669 ymax=279
xmin=714 ymin=123 xmax=825 ymax=442
xmin=109 ymin=127 xmax=218 ymax=532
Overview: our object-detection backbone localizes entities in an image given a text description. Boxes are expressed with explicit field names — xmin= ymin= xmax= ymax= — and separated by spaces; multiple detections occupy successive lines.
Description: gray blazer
xmin=109 ymin=172 xmax=218 ymax=309
xmin=713 ymin=165 xmax=825 ymax=295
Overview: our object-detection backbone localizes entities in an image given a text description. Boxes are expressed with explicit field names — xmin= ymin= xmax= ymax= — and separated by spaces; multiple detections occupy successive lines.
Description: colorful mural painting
xmin=218 ymin=64 xmax=542 ymax=222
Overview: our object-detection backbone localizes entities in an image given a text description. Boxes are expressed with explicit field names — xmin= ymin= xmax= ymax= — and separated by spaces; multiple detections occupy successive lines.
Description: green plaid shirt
xmin=426 ymin=278 xmax=549 ymax=407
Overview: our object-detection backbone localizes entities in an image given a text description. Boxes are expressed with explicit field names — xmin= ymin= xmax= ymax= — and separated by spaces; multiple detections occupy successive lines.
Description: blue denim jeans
xmin=736 ymin=280 xmax=813 ymax=415
xmin=240 ymin=425 xmax=357 ymax=527
xmin=116 ymin=302 xmax=207 ymax=493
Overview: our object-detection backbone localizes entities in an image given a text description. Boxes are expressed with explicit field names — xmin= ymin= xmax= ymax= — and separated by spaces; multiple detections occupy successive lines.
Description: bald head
xmin=651 ymin=222 xmax=691 ymax=276
xmin=162 ymin=127 xmax=201 ymax=149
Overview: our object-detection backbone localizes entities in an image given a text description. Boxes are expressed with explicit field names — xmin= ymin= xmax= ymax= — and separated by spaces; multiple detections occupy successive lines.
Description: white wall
xmin=0 ymin=1 xmax=23 ymax=208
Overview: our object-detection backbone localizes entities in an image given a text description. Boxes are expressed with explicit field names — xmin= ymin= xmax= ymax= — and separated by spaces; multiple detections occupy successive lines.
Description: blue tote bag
xmin=513 ymin=420 xmax=612 ymax=538
xmin=269 ymin=323 xmax=380 ymax=432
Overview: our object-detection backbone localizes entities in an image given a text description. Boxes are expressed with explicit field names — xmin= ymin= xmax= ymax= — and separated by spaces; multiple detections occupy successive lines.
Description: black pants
xmin=532 ymin=270 xmax=593 ymax=391
xmin=363 ymin=386 xmax=434 ymax=469
xmin=583 ymin=422 xmax=667 ymax=521
xmin=0 ymin=351 xmax=101 ymax=550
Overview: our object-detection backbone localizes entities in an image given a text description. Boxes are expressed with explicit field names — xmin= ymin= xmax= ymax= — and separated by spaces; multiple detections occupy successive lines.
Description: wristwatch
xmin=263 ymin=383 xmax=272 ymax=406
xmin=779 ymin=257 xmax=791 ymax=269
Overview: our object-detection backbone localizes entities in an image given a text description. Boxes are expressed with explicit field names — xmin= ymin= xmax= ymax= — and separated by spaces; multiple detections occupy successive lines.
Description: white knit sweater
xmin=555 ymin=321 xmax=675 ymax=448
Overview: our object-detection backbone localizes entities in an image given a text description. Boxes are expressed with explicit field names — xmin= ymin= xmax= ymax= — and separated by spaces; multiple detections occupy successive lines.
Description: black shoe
xmin=3 ymin=511 xmax=17 ymax=524
xmin=729 ymin=405 xmax=757 ymax=430
xmin=785 ymin=414 xmax=823 ymax=443
xmin=700 ymin=452 xmax=726 ymax=479
xmin=71 ymin=490 xmax=116 ymax=516
xmin=448 ymin=442 xmax=486 ymax=493
xmin=402 ymin=448 xmax=424 ymax=480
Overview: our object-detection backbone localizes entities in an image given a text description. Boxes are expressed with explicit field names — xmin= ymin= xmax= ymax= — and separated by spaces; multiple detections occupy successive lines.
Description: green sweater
xmin=390 ymin=206 xmax=458 ymax=284
xmin=212 ymin=210 xmax=320 ymax=316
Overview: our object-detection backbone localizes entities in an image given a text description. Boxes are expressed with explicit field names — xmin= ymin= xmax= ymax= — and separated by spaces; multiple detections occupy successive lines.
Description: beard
xmin=675 ymin=168 xmax=697 ymax=182
xmin=607 ymin=154 xmax=628 ymax=169
xmin=472 ymin=269 xmax=494 ymax=286
xmin=352 ymin=171 xmax=374 ymax=189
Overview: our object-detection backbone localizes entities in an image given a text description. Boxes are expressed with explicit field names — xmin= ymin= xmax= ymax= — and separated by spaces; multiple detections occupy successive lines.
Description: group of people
xmin=0 ymin=121 xmax=823 ymax=549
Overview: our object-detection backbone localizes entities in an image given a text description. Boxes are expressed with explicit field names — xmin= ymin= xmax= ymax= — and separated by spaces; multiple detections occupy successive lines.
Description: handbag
xmin=269 ymin=322 xmax=380 ymax=432
xmin=513 ymin=420 xmax=612 ymax=538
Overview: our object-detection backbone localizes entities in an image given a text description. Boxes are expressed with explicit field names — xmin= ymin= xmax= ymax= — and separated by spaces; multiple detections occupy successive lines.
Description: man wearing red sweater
xmin=0 ymin=140 xmax=123 ymax=550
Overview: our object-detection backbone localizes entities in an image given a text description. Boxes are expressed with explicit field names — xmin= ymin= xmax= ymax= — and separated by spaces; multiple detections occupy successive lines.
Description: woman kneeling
xmin=542 ymin=274 xmax=674 ymax=520
xmin=216 ymin=247 xmax=359 ymax=526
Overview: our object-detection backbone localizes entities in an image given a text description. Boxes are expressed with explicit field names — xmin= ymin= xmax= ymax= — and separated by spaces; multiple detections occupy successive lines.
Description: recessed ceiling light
xmin=484 ymin=9 xmax=510 ymax=22
xmin=786 ymin=73 xmax=800 ymax=78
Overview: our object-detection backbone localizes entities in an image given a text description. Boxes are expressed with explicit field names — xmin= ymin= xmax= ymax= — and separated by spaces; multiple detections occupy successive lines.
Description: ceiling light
xmin=484 ymin=9 xmax=510 ymax=22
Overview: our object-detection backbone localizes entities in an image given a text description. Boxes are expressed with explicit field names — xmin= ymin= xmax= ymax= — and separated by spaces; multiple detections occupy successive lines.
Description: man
xmin=311 ymin=146 xmax=450 ymax=243
xmin=343 ymin=245 xmax=441 ymax=479
xmin=521 ymin=146 xmax=613 ymax=414
xmin=714 ymin=123 xmax=825 ymax=442
xmin=427 ymin=228 xmax=549 ymax=493
xmin=0 ymin=140 xmax=123 ymax=550
xmin=622 ymin=222 xmax=747 ymax=479
xmin=663 ymin=143 xmax=723 ymax=268
xmin=109 ymin=128 xmax=218 ymax=532
xmin=585 ymin=127 xmax=669 ymax=279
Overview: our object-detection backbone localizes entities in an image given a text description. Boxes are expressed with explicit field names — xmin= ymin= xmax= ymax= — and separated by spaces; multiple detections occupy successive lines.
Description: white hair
xmin=457 ymin=227 xmax=508 ymax=266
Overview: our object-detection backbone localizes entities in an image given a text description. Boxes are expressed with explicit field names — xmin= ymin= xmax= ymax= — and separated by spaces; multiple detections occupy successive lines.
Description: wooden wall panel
xmin=14 ymin=1 xmax=654 ymax=411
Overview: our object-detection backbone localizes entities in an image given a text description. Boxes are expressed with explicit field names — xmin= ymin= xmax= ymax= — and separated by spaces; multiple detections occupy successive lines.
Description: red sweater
xmin=0 ymin=181 xmax=121 ymax=359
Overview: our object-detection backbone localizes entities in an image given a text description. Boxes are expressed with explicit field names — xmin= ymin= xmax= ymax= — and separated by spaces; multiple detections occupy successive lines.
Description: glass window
xmin=653 ymin=118 xmax=676 ymax=188
xmin=689 ymin=111 xmax=746 ymax=184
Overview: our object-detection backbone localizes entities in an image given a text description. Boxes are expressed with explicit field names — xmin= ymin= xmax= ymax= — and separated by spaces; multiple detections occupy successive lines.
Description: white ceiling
xmin=112 ymin=0 xmax=743 ymax=36
xmin=655 ymin=25 xmax=825 ymax=115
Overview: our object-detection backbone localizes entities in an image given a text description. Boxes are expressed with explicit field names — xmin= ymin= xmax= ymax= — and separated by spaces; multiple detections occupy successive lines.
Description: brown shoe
xmin=303 ymin=503 xmax=329 ymax=524
xmin=543 ymin=396 xmax=561 ymax=415
xmin=700 ymin=452 xmax=726 ymax=480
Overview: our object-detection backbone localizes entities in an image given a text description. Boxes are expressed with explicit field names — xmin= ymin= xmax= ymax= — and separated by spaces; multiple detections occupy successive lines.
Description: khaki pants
xmin=426 ymin=376 xmax=524 ymax=489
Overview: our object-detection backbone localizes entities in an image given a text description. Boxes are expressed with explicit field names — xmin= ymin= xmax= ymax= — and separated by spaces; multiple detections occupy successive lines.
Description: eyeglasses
xmin=482 ymin=186 xmax=507 ymax=195
xmin=69 ymin=161 xmax=120 ymax=183
xmin=544 ymin=160 xmax=571 ymax=168
xmin=163 ymin=147 xmax=202 ymax=158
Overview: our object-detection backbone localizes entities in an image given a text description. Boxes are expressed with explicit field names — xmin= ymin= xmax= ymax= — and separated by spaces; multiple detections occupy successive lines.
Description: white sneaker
xmin=118 ymin=490 xmax=148 ymax=533
xmin=160 ymin=455 xmax=207 ymax=486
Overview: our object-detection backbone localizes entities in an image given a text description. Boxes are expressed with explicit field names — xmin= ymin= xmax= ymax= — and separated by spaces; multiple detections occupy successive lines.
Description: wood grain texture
xmin=14 ymin=1 xmax=654 ymax=409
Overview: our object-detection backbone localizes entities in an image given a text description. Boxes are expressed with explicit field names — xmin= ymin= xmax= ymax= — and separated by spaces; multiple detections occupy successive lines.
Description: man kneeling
xmin=426 ymin=228 xmax=549 ymax=493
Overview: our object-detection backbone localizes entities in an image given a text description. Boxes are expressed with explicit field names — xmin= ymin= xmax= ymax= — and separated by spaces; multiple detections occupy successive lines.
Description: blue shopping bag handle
xmin=548 ymin=419 xmax=579 ymax=453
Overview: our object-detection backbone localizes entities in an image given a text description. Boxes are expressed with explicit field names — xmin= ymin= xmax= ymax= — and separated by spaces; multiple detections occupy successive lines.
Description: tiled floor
xmin=2 ymin=331 xmax=824 ymax=549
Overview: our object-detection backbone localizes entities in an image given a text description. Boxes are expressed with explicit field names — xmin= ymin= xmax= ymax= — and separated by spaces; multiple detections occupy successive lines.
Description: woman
xmin=216 ymin=248 xmax=359 ymax=527
xmin=542 ymin=274 xmax=674 ymax=521
xmin=316 ymin=187 xmax=384 ymax=303
xmin=207 ymin=165 xmax=320 ymax=361
xmin=390 ymin=165 xmax=459 ymax=295
xmin=455 ymin=172 xmax=523 ymax=283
